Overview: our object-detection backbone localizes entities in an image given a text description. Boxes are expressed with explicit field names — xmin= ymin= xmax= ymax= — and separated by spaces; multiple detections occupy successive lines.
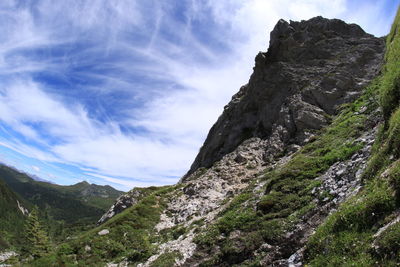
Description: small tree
xmin=24 ymin=207 xmax=51 ymax=258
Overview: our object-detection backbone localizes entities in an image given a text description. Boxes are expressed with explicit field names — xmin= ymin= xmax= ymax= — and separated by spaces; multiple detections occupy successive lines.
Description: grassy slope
xmin=27 ymin=185 xmax=181 ymax=266
xmin=304 ymin=6 xmax=400 ymax=266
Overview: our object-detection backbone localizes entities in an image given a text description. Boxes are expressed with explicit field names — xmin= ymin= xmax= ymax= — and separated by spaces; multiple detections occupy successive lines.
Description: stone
xmin=0 ymin=251 xmax=17 ymax=263
xmin=336 ymin=169 xmax=345 ymax=177
xmin=98 ymin=229 xmax=109 ymax=236
xmin=234 ymin=153 xmax=247 ymax=163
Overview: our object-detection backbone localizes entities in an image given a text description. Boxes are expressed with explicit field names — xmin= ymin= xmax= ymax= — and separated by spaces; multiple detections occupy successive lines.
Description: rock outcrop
xmin=0 ymin=251 xmax=17 ymax=265
xmin=185 ymin=16 xmax=384 ymax=178
xmin=97 ymin=187 xmax=153 ymax=224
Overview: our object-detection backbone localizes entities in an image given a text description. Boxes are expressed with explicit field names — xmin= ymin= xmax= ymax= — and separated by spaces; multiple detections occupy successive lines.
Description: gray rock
xmin=0 ymin=251 xmax=17 ymax=263
xmin=234 ymin=153 xmax=247 ymax=163
xmin=98 ymin=229 xmax=109 ymax=236
xmin=97 ymin=188 xmax=148 ymax=224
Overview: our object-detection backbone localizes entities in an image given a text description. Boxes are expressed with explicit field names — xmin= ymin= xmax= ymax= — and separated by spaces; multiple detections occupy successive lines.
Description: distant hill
xmin=0 ymin=164 xmax=123 ymax=245
xmin=40 ymin=180 xmax=123 ymax=211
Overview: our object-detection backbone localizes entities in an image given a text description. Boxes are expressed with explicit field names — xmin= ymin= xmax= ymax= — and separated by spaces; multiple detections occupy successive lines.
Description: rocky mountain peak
xmin=267 ymin=17 xmax=367 ymax=62
xmin=183 ymin=16 xmax=384 ymax=179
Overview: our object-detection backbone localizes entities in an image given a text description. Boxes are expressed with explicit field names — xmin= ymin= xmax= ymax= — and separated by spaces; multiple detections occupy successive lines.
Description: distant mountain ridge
xmin=0 ymin=163 xmax=123 ymax=248
xmin=0 ymin=164 xmax=123 ymax=210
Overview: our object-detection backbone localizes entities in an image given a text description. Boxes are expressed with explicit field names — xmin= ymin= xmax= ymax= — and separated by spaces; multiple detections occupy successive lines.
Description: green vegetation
xmin=26 ymin=185 xmax=180 ymax=266
xmin=23 ymin=207 xmax=51 ymax=259
xmin=150 ymin=251 xmax=182 ymax=267
xmin=381 ymin=7 xmax=400 ymax=120
xmin=304 ymin=178 xmax=396 ymax=265
xmin=305 ymin=6 xmax=400 ymax=266
xmin=0 ymin=164 xmax=123 ymax=245
xmin=374 ymin=221 xmax=400 ymax=260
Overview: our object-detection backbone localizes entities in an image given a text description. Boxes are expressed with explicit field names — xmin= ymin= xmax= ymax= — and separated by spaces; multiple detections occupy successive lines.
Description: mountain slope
xmin=37 ymin=180 xmax=123 ymax=211
xmin=0 ymin=179 xmax=29 ymax=250
xmin=0 ymin=164 xmax=122 ymax=219
xmin=23 ymin=11 xmax=400 ymax=266
xmin=0 ymin=164 xmax=123 ymax=247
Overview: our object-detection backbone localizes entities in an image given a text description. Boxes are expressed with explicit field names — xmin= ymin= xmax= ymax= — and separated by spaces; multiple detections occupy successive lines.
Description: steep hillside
xmin=20 ymin=11 xmax=400 ymax=267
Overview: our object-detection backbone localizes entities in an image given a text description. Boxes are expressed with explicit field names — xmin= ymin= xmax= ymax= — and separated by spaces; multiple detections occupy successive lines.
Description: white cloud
xmin=32 ymin=165 xmax=40 ymax=172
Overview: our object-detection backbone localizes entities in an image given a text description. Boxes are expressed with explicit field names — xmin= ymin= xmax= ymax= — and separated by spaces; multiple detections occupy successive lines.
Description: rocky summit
xmin=7 ymin=9 xmax=400 ymax=267
xmin=185 ymin=16 xmax=384 ymax=177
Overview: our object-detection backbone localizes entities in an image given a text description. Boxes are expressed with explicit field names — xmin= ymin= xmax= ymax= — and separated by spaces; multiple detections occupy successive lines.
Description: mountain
xmin=185 ymin=16 xmax=383 ymax=177
xmin=15 ymin=7 xmax=400 ymax=267
xmin=37 ymin=180 xmax=123 ymax=211
xmin=0 ymin=164 xmax=123 ymax=246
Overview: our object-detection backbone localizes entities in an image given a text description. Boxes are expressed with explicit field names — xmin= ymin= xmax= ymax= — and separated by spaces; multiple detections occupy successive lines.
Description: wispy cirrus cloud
xmin=0 ymin=0 xmax=398 ymax=190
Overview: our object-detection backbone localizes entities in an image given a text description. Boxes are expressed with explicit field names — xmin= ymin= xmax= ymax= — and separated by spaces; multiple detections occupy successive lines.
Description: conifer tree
xmin=24 ymin=207 xmax=51 ymax=258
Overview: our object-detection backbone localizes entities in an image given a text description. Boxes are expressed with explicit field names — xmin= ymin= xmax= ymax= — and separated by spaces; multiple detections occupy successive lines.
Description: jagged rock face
xmin=185 ymin=16 xmax=384 ymax=178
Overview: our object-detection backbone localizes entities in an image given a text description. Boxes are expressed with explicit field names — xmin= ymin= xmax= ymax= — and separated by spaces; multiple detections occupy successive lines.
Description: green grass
xmin=149 ymin=251 xmax=182 ymax=267
xmin=381 ymin=7 xmax=400 ymax=120
xmin=27 ymin=185 xmax=180 ymax=266
xmin=374 ymin=221 xmax=400 ymax=260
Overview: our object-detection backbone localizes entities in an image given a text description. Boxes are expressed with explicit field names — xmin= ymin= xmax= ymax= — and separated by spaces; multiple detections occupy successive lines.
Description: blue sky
xmin=0 ymin=0 xmax=398 ymax=191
